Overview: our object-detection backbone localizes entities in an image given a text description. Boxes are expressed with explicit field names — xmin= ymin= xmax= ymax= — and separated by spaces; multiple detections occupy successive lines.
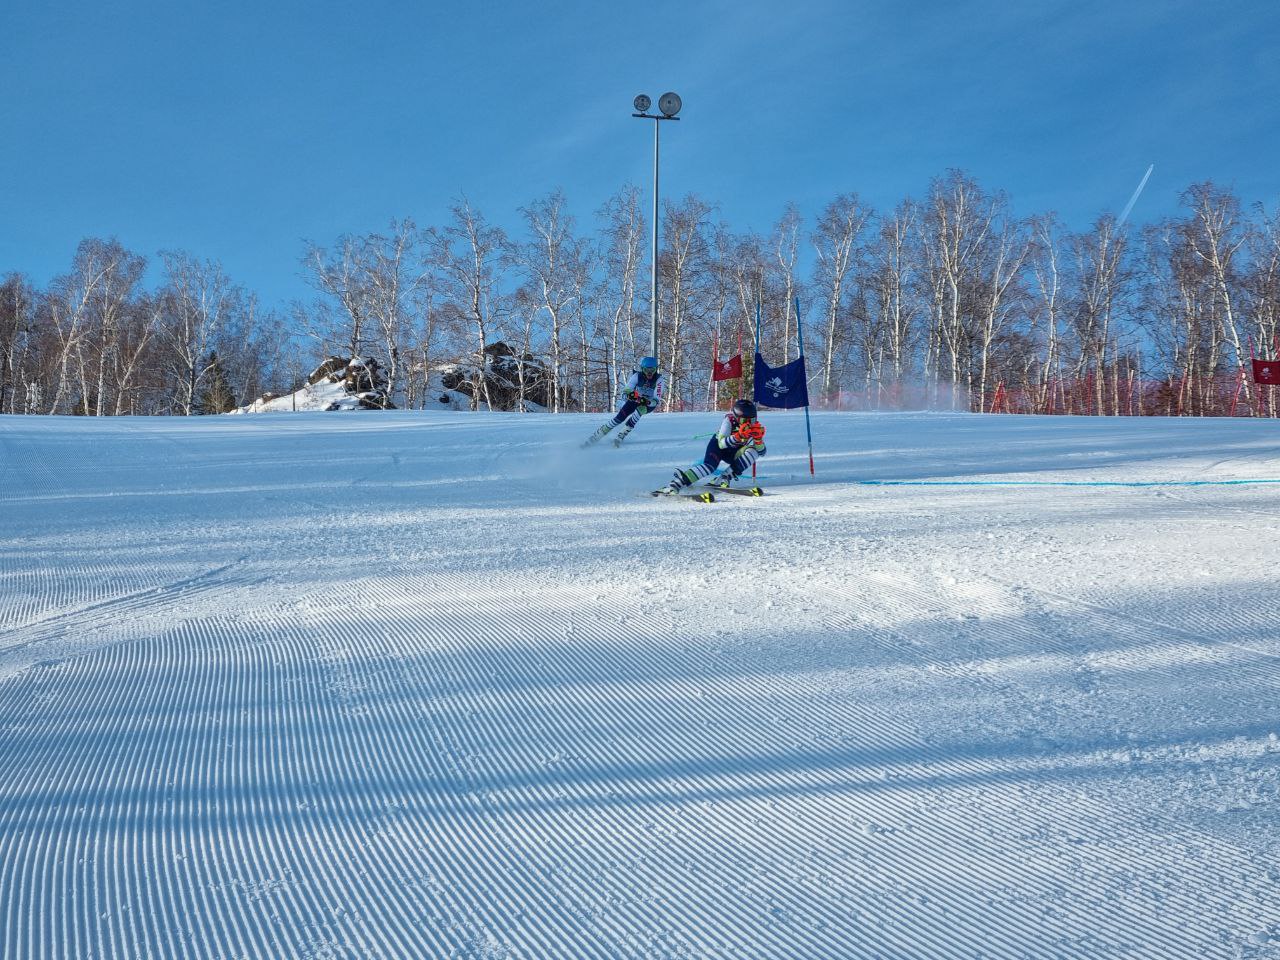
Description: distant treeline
xmin=2 ymin=171 xmax=1278 ymax=417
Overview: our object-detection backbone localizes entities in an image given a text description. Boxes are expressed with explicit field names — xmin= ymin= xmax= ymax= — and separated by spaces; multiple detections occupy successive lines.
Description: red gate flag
xmin=1254 ymin=359 xmax=1280 ymax=385
xmin=712 ymin=354 xmax=742 ymax=381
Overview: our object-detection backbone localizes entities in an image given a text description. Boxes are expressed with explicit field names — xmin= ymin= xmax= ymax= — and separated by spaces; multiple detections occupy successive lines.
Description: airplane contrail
xmin=1117 ymin=163 xmax=1155 ymax=228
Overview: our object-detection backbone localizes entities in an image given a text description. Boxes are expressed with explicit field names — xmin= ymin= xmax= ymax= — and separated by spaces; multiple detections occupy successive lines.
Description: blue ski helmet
xmin=638 ymin=356 xmax=659 ymax=378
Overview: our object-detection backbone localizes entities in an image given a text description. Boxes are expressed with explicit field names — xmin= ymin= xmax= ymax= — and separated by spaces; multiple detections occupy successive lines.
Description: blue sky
xmin=2 ymin=0 xmax=1277 ymax=311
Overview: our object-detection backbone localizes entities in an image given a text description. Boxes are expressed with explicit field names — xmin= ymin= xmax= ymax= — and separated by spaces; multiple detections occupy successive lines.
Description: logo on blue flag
xmin=753 ymin=352 xmax=809 ymax=408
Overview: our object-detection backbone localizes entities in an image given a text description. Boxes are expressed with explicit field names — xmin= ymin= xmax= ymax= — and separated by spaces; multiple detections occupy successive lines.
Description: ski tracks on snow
xmin=5 ymin=556 xmax=1277 ymax=957
xmin=787 ymin=564 xmax=1280 ymax=956
xmin=0 ymin=559 xmax=252 ymax=680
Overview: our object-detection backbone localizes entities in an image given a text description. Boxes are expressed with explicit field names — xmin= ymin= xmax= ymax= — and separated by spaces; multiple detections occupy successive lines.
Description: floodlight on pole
xmin=632 ymin=91 xmax=681 ymax=361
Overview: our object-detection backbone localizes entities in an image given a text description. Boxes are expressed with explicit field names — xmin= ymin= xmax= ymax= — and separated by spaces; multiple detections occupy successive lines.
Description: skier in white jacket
xmin=583 ymin=356 xmax=665 ymax=447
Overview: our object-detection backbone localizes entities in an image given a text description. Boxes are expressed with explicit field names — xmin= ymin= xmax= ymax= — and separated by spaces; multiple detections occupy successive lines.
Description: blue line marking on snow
xmin=856 ymin=478 xmax=1280 ymax=488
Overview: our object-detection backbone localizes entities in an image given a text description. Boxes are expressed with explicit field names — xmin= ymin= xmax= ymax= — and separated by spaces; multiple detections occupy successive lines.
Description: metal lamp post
xmin=632 ymin=92 xmax=681 ymax=359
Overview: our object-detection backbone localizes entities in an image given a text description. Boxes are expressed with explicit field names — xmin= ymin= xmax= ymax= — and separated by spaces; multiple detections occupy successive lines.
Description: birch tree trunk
xmin=365 ymin=219 xmax=429 ymax=408
xmin=812 ymin=194 xmax=871 ymax=399
xmin=659 ymin=197 xmax=713 ymax=411
xmin=921 ymin=173 xmax=995 ymax=409
xmin=597 ymin=186 xmax=644 ymax=409
xmin=1184 ymin=183 xmax=1250 ymax=408
xmin=1030 ymin=216 xmax=1064 ymax=413
xmin=770 ymin=205 xmax=803 ymax=363
xmin=160 ymin=251 xmax=238 ymax=415
xmin=426 ymin=200 xmax=510 ymax=411
xmin=975 ymin=217 xmax=1030 ymax=406
xmin=517 ymin=191 xmax=581 ymax=412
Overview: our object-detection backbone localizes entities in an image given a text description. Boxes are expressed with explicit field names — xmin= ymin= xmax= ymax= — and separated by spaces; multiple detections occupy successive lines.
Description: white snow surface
xmin=233 ymin=377 xmax=365 ymax=413
xmin=2 ymin=409 xmax=1279 ymax=959
xmin=234 ymin=371 xmax=473 ymax=414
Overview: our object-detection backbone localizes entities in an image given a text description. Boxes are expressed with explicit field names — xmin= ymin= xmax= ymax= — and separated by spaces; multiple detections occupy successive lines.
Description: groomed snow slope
xmin=1 ymin=409 xmax=1278 ymax=959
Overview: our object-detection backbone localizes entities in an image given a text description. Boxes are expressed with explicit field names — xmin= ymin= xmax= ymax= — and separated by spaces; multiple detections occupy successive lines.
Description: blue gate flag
xmin=753 ymin=352 xmax=809 ymax=408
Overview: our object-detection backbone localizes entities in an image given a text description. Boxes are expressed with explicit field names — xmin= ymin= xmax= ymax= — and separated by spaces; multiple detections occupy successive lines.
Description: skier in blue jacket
xmin=655 ymin=398 xmax=766 ymax=495
xmin=583 ymin=356 xmax=665 ymax=447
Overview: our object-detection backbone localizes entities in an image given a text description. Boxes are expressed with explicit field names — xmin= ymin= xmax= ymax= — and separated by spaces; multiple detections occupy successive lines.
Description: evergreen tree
xmin=196 ymin=351 xmax=236 ymax=414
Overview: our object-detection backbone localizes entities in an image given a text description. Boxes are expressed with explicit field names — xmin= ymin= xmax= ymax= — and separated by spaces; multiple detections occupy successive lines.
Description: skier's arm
xmin=619 ymin=373 xmax=641 ymax=409
xmin=719 ymin=417 xmax=765 ymax=450
xmin=715 ymin=417 xmax=740 ymax=450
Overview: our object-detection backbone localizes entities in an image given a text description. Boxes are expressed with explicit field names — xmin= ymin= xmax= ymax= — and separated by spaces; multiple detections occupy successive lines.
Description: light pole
xmin=632 ymin=91 xmax=682 ymax=360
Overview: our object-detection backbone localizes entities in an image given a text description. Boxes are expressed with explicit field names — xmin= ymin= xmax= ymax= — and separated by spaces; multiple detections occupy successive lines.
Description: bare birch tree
xmin=0 ymin=275 xmax=35 ymax=415
xmin=44 ymin=239 xmax=146 ymax=415
xmin=658 ymin=195 xmax=715 ymax=410
xmin=364 ymin=218 xmax=430 ymax=406
xmin=919 ymin=172 xmax=997 ymax=407
xmin=567 ymin=247 xmax=599 ymax=411
xmin=769 ymin=204 xmax=804 ymax=361
xmin=159 ymin=251 xmax=243 ymax=415
xmin=596 ymin=186 xmax=646 ymax=408
xmin=302 ymin=234 xmax=372 ymax=360
xmin=425 ymin=199 xmax=511 ymax=411
xmin=109 ymin=295 xmax=160 ymax=415
xmin=871 ymin=201 xmax=920 ymax=392
xmin=1069 ymin=217 xmax=1133 ymax=413
xmin=1141 ymin=220 xmax=1213 ymax=415
xmin=515 ymin=191 xmax=580 ymax=412
xmin=1027 ymin=215 xmax=1066 ymax=412
xmin=811 ymin=194 xmax=872 ymax=398
xmin=1182 ymin=183 xmax=1250 ymax=405
xmin=974 ymin=210 xmax=1030 ymax=407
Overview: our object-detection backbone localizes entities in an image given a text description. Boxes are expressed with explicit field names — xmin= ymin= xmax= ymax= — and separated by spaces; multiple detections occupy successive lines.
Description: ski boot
xmin=582 ymin=422 xmax=614 ymax=447
xmin=612 ymin=425 xmax=634 ymax=447
xmin=656 ymin=468 xmax=697 ymax=495
xmin=712 ymin=470 xmax=738 ymax=490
